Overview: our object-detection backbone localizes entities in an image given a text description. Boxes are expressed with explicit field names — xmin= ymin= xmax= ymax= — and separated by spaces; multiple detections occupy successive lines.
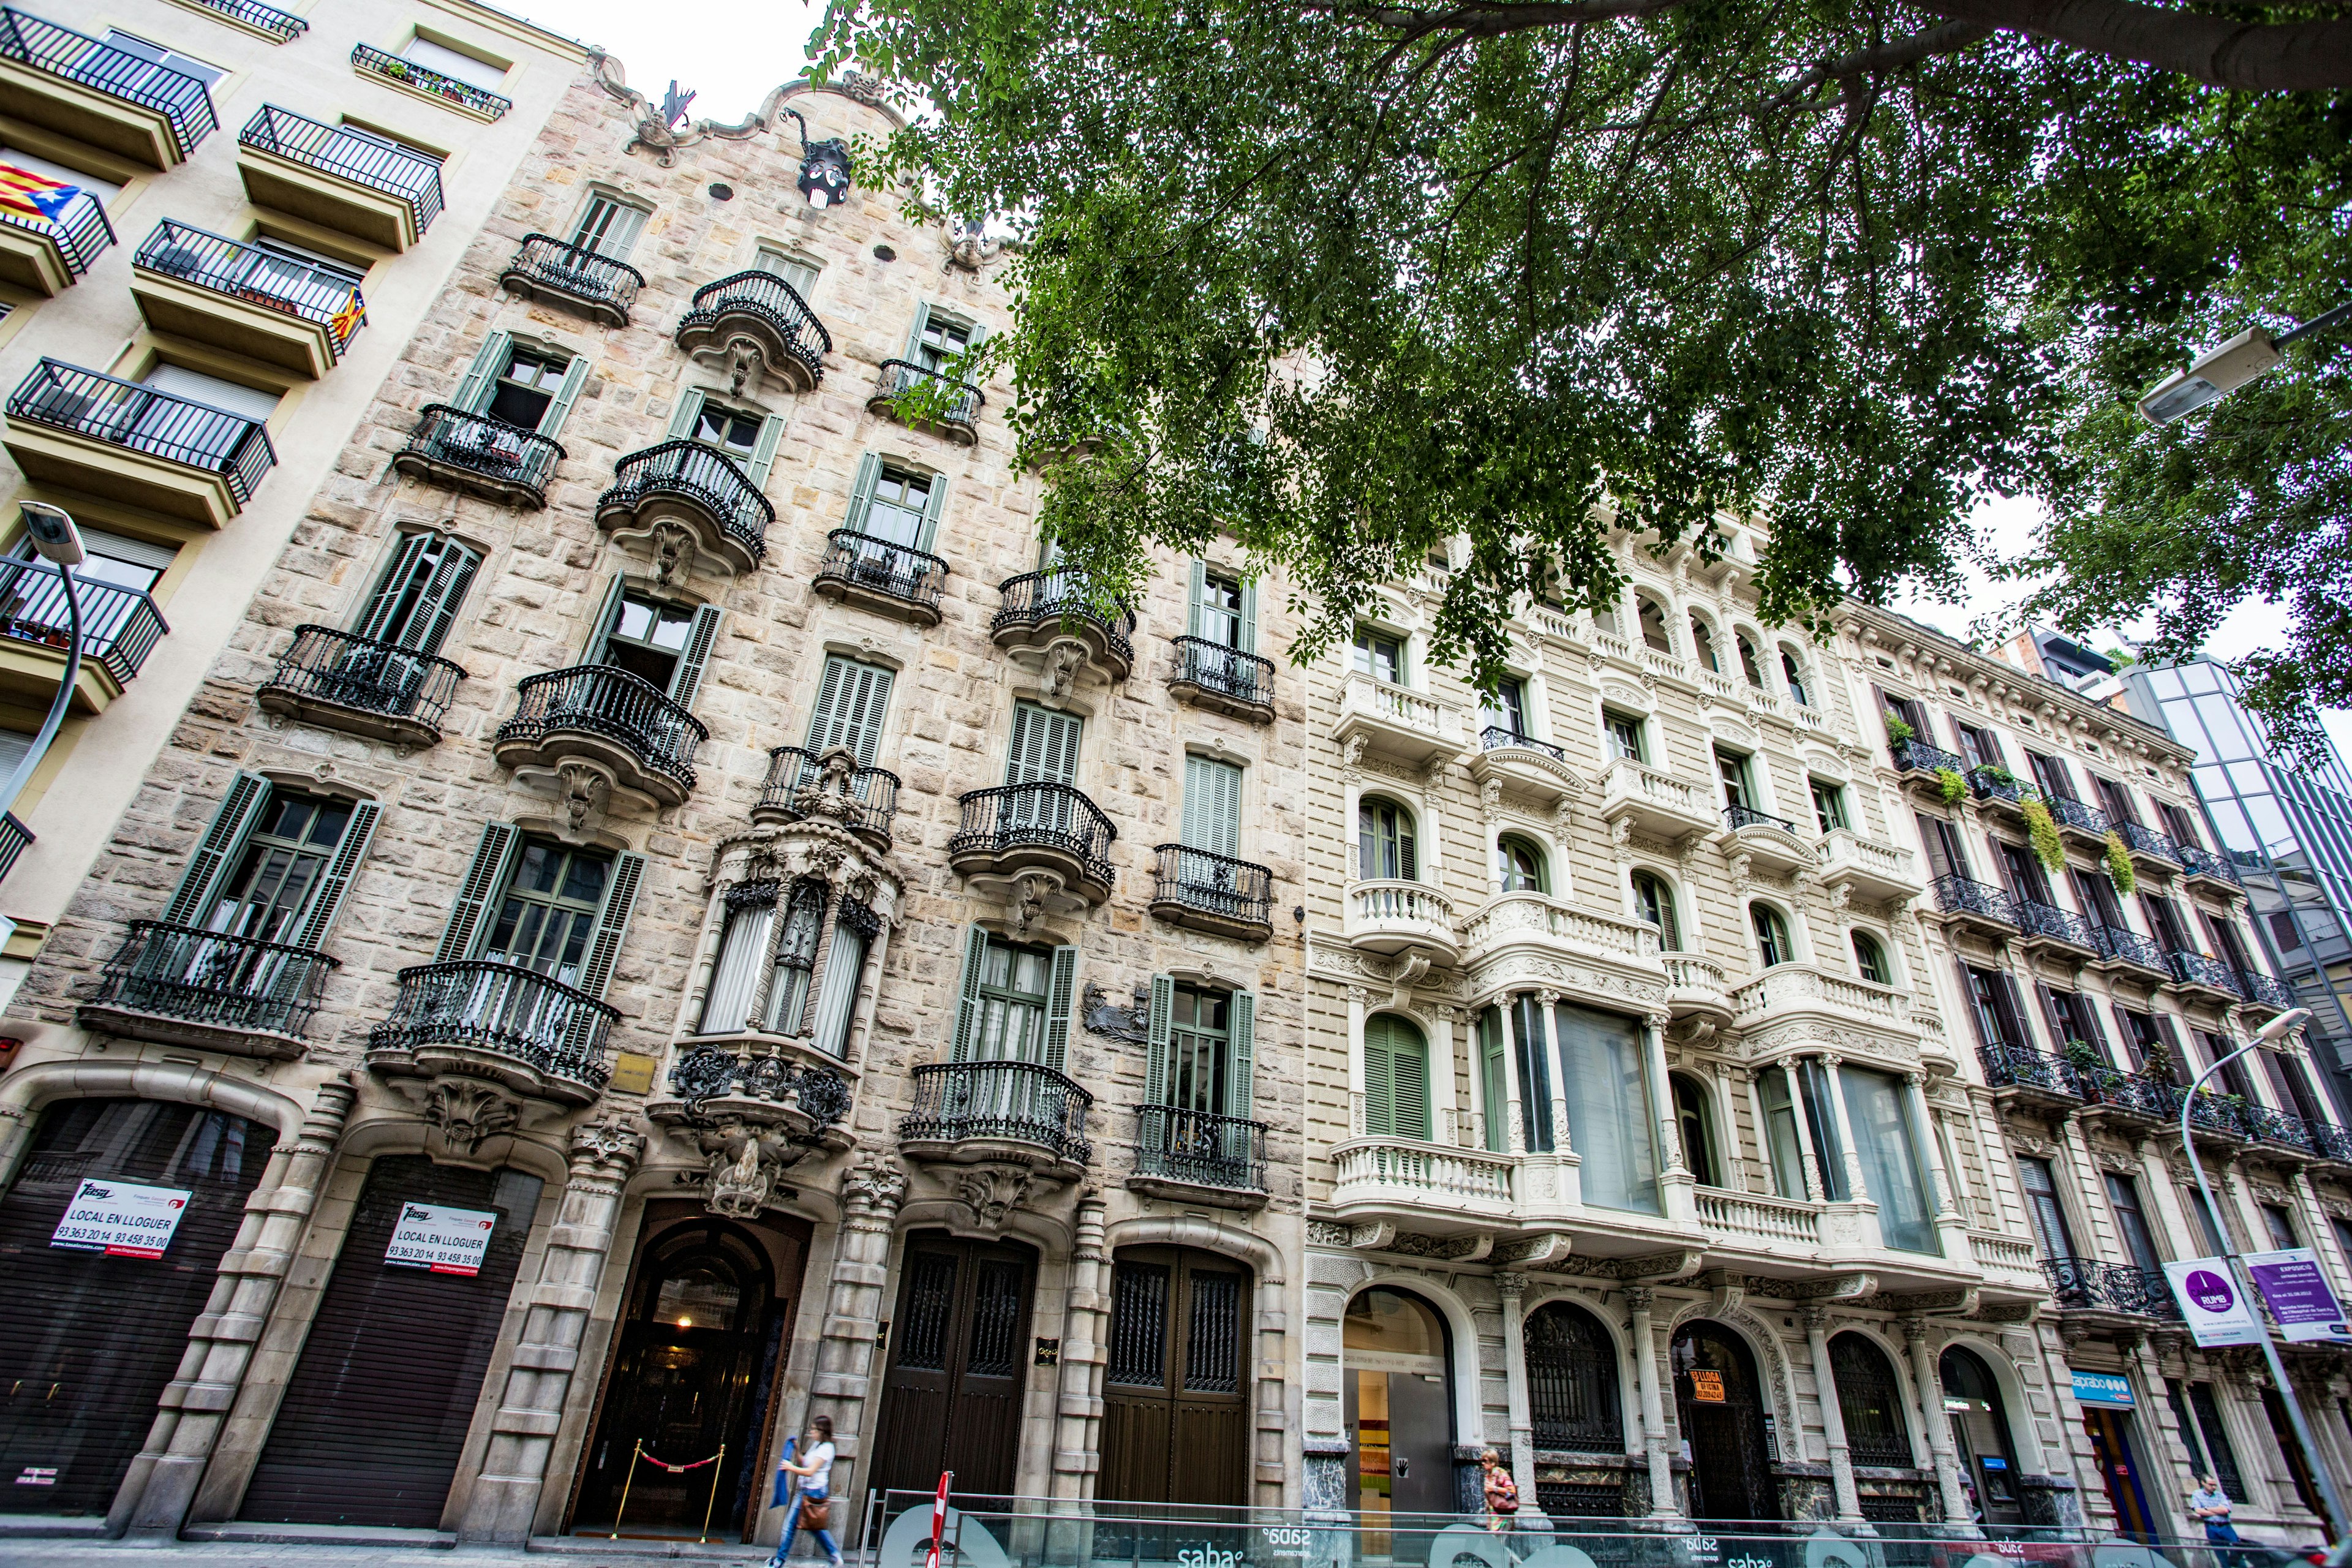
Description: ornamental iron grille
xmin=1526 ymin=1301 xmax=1622 ymax=1450
xmin=1828 ymin=1332 xmax=1913 ymax=1468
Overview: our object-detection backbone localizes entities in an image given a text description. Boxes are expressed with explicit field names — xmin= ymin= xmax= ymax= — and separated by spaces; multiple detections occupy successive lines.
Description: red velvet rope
xmin=634 ymin=1449 xmax=724 ymax=1472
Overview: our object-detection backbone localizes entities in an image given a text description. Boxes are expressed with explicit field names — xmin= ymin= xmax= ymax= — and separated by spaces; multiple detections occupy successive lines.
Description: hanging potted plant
xmin=2103 ymin=830 xmax=2136 ymax=895
xmin=1936 ymin=767 xmax=1967 ymax=806
xmin=2022 ymin=793 xmax=2066 ymax=872
xmin=2061 ymin=1038 xmax=2103 ymax=1072
xmin=1885 ymin=712 xmax=1915 ymax=747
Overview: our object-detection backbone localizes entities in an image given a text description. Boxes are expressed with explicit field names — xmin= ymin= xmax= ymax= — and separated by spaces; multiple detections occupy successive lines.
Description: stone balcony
xmin=646 ymin=1042 xmax=856 ymax=1215
xmin=1715 ymin=804 xmax=1814 ymax=875
xmin=1128 ymin=1104 xmax=1267 ymax=1211
xmin=1662 ymin=952 xmax=1735 ymax=1030
xmin=1325 ymin=1134 xmax=1517 ymax=1233
xmin=1331 ymin=671 xmax=1464 ymax=767
xmin=596 ymin=440 xmax=774 ymax=576
xmin=1467 ymin=726 xmax=1581 ymax=807
xmin=364 ymin=960 xmax=614 ymax=1159
xmin=1343 ymin=879 xmax=1460 ymax=965
xmin=1729 ymin=963 xmax=1915 ymax=1057
xmin=499 ymin=233 xmax=643 ymax=327
xmin=1814 ymin=828 xmax=1922 ymax=902
xmin=900 ymin=1058 xmax=1091 ymax=1185
xmin=1594 ymin=756 xmax=1717 ymax=840
xmin=677 ymin=270 xmax=829 ymax=392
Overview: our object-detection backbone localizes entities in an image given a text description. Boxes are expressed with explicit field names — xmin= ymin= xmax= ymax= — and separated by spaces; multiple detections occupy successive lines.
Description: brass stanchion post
xmin=698 ymin=1443 xmax=728 ymax=1544
xmin=610 ymin=1439 xmax=645 ymax=1539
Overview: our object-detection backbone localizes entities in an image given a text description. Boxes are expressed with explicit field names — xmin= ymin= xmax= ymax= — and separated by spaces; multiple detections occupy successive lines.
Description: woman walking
xmin=769 ymin=1414 xmax=841 ymax=1568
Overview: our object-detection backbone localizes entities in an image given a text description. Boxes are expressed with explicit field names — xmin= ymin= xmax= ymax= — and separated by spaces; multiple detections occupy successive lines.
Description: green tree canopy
xmin=818 ymin=0 xmax=2349 ymax=734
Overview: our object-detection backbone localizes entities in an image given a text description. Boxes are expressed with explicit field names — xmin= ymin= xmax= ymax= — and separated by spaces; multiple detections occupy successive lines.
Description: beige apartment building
xmin=0 ymin=49 xmax=1305 ymax=1547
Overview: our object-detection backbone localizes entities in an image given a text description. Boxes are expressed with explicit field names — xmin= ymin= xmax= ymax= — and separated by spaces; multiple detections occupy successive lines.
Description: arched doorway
xmin=1830 ymin=1332 xmax=1922 ymax=1522
xmin=1344 ymin=1287 xmax=1454 ymax=1537
xmin=573 ymin=1220 xmax=786 ymax=1539
xmin=1526 ymin=1301 xmax=1621 ymax=1452
xmin=869 ymin=1231 xmax=1037 ymax=1498
xmin=1099 ymin=1245 xmax=1250 ymax=1505
xmin=1671 ymin=1321 xmax=1780 ymax=1523
xmin=1941 ymin=1346 xmax=2024 ymax=1525
xmin=0 ymin=1098 xmax=270 ymax=1516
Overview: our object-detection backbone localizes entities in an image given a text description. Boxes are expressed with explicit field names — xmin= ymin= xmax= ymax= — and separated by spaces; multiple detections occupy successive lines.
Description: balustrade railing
xmin=137 ymin=220 xmax=365 ymax=358
xmin=260 ymin=625 xmax=462 ymax=731
xmin=1695 ymin=1186 xmax=1822 ymax=1246
xmin=1966 ymin=768 xmax=2028 ymax=806
xmin=0 ymin=8 xmax=216 ymax=151
xmin=2180 ymin=1090 xmax=2249 ymax=1139
xmin=601 ymin=440 xmax=774 ymax=560
xmin=501 ymin=233 xmax=643 ymax=318
xmin=1933 ymin=873 xmax=2017 ymax=925
xmin=1980 ymin=1044 xmax=2082 ymax=1099
xmin=2045 ymin=794 xmax=2109 ymax=836
xmin=4 ymin=176 xmax=110 ymax=279
xmin=2168 ymin=950 xmax=2244 ymax=996
xmin=2237 ymin=969 xmax=2294 ymax=1009
xmin=2240 ymin=1102 xmax=2316 ymax=1152
xmin=2177 ymin=842 xmax=2242 ymax=884
xmin=2075 ymin=1062 xmax=2177 ymax=1120
xmin=667 ymin=1043 xmax=851 ymax=1127
xmin=88 ymin=920 xmax=337 ymax=1040
xmin=184 ymin=0 xmax=305 ymax=39
xmin=816 ymin=529 xmax=948 ymax=613
xmin=1348 ymin=879 xmax=1455 ymax=935
xmin=2017 ymin=899 xmax=2100 ymax=950
xmin=995 ymin=570 xmax=1136 ymax=663
xmin=239 ymin=105 xmax=444 ymax=232
xmin=875 ymin=357 xmax=982 ymax=426
xmin=1172 ymin=636 xmax=1274 ymax=709
xmin=902 ymin=1059 xmax=1091 ymax=1164
xmin=1329 ymin=1138 xmax=1514 ymax=1207
xmin=368 ymin=959 xmax=614 ymax=1088
xmin=759 ymin=746 xmax=900 ymax=842
xmin=2042 ymin=1257 xmax=2183 ymax=1319
xmin=401 ymin=404 xmax=562 ymax=499
xmin=2311 ymin=1121 xmax=2352 ymax=1163
xmin=350 ymin=42 xmax=510 ymax=118
xmin=680 ymin=270 xmax=830 ymax=382
xmin=0 ymin=812 xmax=27 ymax=883
xmin=1133 ymin=1104 xmax=1265 ymax=1193
xmin=1479 ymin=725 xmax=1566 ymax=762
xmin=0 ymin=554 xmax=166 ymax=685
xmin=498 ymin=665 xmax=705 ymax=791
xmin=951 ymin=782 xmax=1117 ymax=887
xmin=9 ymin=359 xmax=277 ymax=500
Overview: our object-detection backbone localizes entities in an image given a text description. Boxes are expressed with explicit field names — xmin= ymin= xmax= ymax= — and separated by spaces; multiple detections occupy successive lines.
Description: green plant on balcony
xmin=1884 ymin=712 xmax=1915 ymax=747
xmin=1977 ymin=764 xmax=2019 ymax=786
xmin=2022 ymin=794 xmax=2066 ymax=872
xmin=2141 ymin=1041 xmax=2176 ymax=1084
xmin=1936 ymin=767 xmax=1966 ymax=805
xmin=2061 ymin=1038 xmax=2102 ymax=1071
xmin=2104 ymin=830 xmax=2136 ymax=895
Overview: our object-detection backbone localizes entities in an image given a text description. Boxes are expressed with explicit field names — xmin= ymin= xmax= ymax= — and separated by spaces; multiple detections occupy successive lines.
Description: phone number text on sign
xmin=50 ymin=1178 xmax=192 ymax=1258
xmin=385 ymin=1202 xmax=498 ymax=1276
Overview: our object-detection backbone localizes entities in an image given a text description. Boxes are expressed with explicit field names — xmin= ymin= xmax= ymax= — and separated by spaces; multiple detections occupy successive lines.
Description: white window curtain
xmin=697 ymin=883 xmax=775 ymax=1034
xmin=807 ymin=903 xmax=876 ymax=1057
xmin=1554 ymin=1001 xmax=1661 ymax=1214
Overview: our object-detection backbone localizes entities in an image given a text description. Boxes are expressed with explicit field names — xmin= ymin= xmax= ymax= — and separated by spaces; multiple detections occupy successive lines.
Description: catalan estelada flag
xmin=329 ymin=288 xmax=366 ymax=341
xmin=0 ymin=163 xmax=82 ymax=224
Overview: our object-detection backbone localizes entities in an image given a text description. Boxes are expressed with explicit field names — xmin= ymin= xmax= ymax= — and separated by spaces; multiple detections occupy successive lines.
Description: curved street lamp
xmin=2139 ymin=301 xmax=2352 ymax=424
xmin=0 ymin=501 xmax=86 ymax=825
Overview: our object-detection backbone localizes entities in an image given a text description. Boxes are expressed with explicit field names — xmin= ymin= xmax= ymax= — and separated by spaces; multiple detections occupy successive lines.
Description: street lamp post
xmin=2178 ymin=1005 xmax=2352 ymax=1539
xmin=2139 ymin=300 xmax=2352 ymax=424
xmin=0 ymin=502 xmax=88 ymax=826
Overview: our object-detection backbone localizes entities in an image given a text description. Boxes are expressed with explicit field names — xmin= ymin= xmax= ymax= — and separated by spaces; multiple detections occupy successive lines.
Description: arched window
xmin=1632 ymin=870 xmax=1682 ymax=951
xmin=1852 ymin=930 xmax=1891 ymax=985
xmin=1736 ymin=633 xmax=1766 ymax=689
xmin=1751 ymin=903 xmax=1794 ymax=968
xmin=1830 ymin=1332 xmax=1914 ymax=1467
xmin=1362 ymin=1014 xmax=1431 ymax=1139
xmin=1941 ymin=1346 xmax=2026 ymax=1524
xmin=763 ymin=878 xmax=828 ymax=1033
xmin=698 ymin=880 xmax=778 ymax=1035
xmin=1691 ymin=617 xmax=1721 ymax=673
xmin=1673 ymin=1074 xmax=1721 ymax=1186
xmin=1497 ymin=835 xmax=1547 ymax=894
xmin=1779 ymin=647 xmax=1813 ymax=707
xmin=1526 ymin=1302 xmax=1622 ymax=1449
xmin=1637 ymin=596 xmax=1674 ymax=655
xmin=1357 ymin=797 xmax=1418 ymax=881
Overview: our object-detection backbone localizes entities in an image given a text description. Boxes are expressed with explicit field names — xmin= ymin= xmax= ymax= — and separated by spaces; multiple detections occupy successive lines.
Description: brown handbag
xmin=801 ymin=1496 xmax=832 ymax=1532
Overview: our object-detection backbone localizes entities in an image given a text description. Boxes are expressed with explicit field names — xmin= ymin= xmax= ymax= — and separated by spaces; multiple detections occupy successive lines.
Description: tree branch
xmin=1913 ymin=0 xmax=2352 ymax=89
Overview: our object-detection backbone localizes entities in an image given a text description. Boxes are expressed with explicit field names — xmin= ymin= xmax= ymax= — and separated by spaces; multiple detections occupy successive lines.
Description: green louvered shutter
xmin=1363 ymin=1020 xmax=1394 ymax=1137
xmin=351 ymin=533 xmax=429 ymax=644
xmin=842 ymin=452 xmax=881 ymax=536
xmin=903 ymin=301 xmax=933 ymax=362
xmin=1229 ymin=990 xmax=1255 ymax=1120
xmin=916 ymin=471 xmax=949 ymax=552
xmin=401 ymin=544 xmax=479 ymax=657
xmin=1238 ymin=578 xmax=1259 ymax=655
xmin=1182 ymin=755 xmax=1242 ymax=858
xmin=666 ymin=604 xmax=725 ymax=709
xmin=436 ymin=823 xmax=519 ymax=961
xmin=585 ymin=576 xmax=628 ymax=662
xmin=1145 ymin=973 xmax=1174 ymax=1104
xmin=160 ymin=773 xmax=273 ymax=929
xmin=1185 ymin=560 xmax=1207 ymax=638
xmin=573 ymin=851 xmax=643 ymax=1001
xmin=1041 ymin=944 xmax=1079 ymax=1071
xmin=1007 ymin=702 xmax=1081 ymax=786
xmin=746 ymin=414 xmax=785 ymax=488
xmin=1479 ymin=1008 xmax=1509 ymax=1152
xmin=451 ymin=332 xmax=510 ymax=414
xmin=666 ymin=386 xmax=708 ymax=440
xmin=807 ymin=655 xmax=893 ymax=764
xmin=1363 ymin=1016 xmax=1430 ymax=1140
xmin=538 ymin=355 xmax=589 ymax=437
xmin=353 ymin=535 xmax=480 ymax=655
xmin=284 ymin=802 xmax=380 ymax=951
xmin=949 ymin=925 xmax=991 ymax=1061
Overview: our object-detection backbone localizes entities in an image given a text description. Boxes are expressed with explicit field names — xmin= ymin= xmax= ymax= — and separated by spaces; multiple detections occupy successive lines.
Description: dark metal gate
xmin=1672 ymin=1321 xmax=1780 ymax=1523
xmin=1098 ymin=1245 xmax=1249 ymax=1506
xmin=869 ymin=1233 xmax=1035 ymax=1498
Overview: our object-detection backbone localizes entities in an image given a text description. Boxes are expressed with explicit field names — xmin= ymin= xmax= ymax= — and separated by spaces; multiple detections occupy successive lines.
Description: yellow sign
xmin=1689 ymin=1368 xmax=1726 ymax=1403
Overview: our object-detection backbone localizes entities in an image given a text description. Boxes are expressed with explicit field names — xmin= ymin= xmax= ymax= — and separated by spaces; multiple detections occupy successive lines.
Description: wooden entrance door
xmin=870 ymin=1233 xmax=1035 ymax=1498
xmin=1672 ymin=1322 xmax=1780 ymax=1523
xmin=1099 ymin=1246 xmax=1249 ymax=1505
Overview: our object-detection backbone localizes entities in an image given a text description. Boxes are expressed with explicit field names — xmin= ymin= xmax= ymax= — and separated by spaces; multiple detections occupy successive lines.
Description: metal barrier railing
xmin=136 ymin=219 xmax=365 ymax=358
xmin=0 ymin=8 xmax=216 ymax=152
xmin=7 ymin=358 xmax=277 ymax=501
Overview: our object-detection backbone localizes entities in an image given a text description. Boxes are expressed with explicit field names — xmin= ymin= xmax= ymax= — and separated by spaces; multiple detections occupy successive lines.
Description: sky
xmin=508 ymin=0 xmax=2345 ymax=763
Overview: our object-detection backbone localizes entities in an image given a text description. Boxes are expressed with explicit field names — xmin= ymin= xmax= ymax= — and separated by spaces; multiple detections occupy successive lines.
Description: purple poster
xmin=2246 ymin=1248 xmax=2352 ymax=1343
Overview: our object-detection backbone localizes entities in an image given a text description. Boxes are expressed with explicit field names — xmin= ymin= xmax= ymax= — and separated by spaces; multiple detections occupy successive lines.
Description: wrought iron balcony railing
xmin=993 ymin=570 xmax=1136 ymax=663
xmin=760 ymin=745 xmax=900 ymax=844
xmin=2075 ymin=1061 xmax=2178 ymax=1120
xmin=2237 ymin=969 xmax=2294 ymax=1009
xmin=902 ymin=1059 xmax=1091 ymax=1165
xmin=1172 ymin=636 xmax=1275 ymax=709
xmin=369 ymin=960 xmax=614 ymax=1089
xmin=815 ymin=529 xmax=949 ymax=615
xmin=1133 ymin=1104 xmax=1265 ymax=1194
xmin=1480 ymin=725 xmax=1566 ymax=762
xmin=8 ymin=359 xmax=277 ymax=501
xmin=2168 ymin=950 xmax=2244 ymax=996
xmin=2042 ymin=1257 xmax=2182 ymax=1319
xmin=136 ymin=220 xmax=365 ymax=359
xmin=1724 ymin=803 xmax=1800 ymax=835
xmin=1979 ymin=1044 xmax=2080 ymax=1099
xmin=350 ymin=42 xmax=510 ymax=119
xmin=679 ymin=270 xmax=830 ymax=382
xmin=2177 ymin=842 xmax=2241 ymax=885
xmin=400 ymin=404 xmax=562 ymax=501
xmin=2117 ymin=820 xmax=2182 ymax=864
xmin=951 ymin=782 xmax=1117 ymax=888
xmin=2312 ymin=1120 xmax=2352 ymax=1163
xmin=1151 ymin=844 xmax=1273 ymax=929
xmin=2016 ymin=899 xmax=2100 ymax=950
xmin=499 ymin=665 xmax=706 ymax=793
xmin=1891 ymin=737 xmax=1966 ymax=775
xmin=239 ymin=105 xmax=445 ymax=234
xmin=0 ymin=554 xmax=166 ymax=685
xmin=1933 ymin=873 xmax=2018 ymax=926
xmin=875 ymin=358 xmax=982 ymax=426
xmin=1967 ymin=767 xmax=2027 ymax=806
xmin=601 ymin=440 xmax=774 ymax=561
xmin=2 ymin=176 xmax=110 ymax=279
xmin=501 ymin=233 xmax=643 ymax=321
xmin=667 ymin=1044 xmax=851 ymax=1125
xmin=2045 ymin=794 xmax=2109 ymax=836
xmin=2093 ymin=924 xmax=2165 ymax=971
xmin=2240 ymin=1102 xmax=2316 ymax=1153
xmin=0 ymin=9 xmax=217 ymax=153
xmin=184 ymin=0 xmax=305 ymax=40
xmin=258 ymin=625 xmax=463 ymax=731
xmin=88 ymin=920 xmax=337 ymax=1040
xmin=2180 ymin=1089 xmax=2248 ymax=1140
xmin=0 ymin=811 xmax=31 ymax=883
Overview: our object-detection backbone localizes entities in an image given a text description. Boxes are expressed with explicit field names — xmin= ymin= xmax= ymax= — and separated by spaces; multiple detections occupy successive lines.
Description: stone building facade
xmin=0 ymin=58 xmax=1304 ymax=1544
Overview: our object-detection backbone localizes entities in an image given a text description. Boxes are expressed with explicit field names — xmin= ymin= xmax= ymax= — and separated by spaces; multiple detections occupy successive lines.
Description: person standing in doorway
xmin=1479 ymin=1449 xmax=1519 ymax=1534
xmin=2190 ymin=1472 xmax=2244 ymax=1555
xmin=769 ymin=1414 xmax=840 ymax=1568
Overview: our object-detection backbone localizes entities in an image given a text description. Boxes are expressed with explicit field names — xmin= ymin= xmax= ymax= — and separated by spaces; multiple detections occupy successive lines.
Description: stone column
xmin=1050 ymin=1192 xmax=1108 ymax=1501
xmin=1430 ymin=1006 xmax=1461 ymax=1145
xmin=1643 ymin=1011 xmax=1695 ymax=1223
xmin=840 ymin=912 xmax=894 ymax=1066
xmin=808 ymin=1152 xmax=907 ymax=1507
xmin=1782 ymin=1060 xmax=1825 ymax=1201
xmin=1909 ymin=1074 xmax=1972 ymax=1262
xmin=1347 ymin=987 xmax=1370 ymax=1135
xmin=1626 ymin=1286 xmax=1677 ymax=1517
xmin=1805 ymin=1308 xmax=1863 ymax=1520
xmin=1903 ymin=1317 xmax=1972 ymax=1528
xmin=1499 ymin=1000 xmax=1528 ymax=1155
xmin=1820 ymin=1054 xmax=1869 ymax=1200
xmin=115 ymin=1078 xmax=355 ymax=1539
xmin=457 ymin=1116 xmax=647 ymax=1543
xmin=1495 ymin=1273 xmax=1540 ymax=1510
xmin=1537 ymin=990 xmax=1572 ymax=1153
